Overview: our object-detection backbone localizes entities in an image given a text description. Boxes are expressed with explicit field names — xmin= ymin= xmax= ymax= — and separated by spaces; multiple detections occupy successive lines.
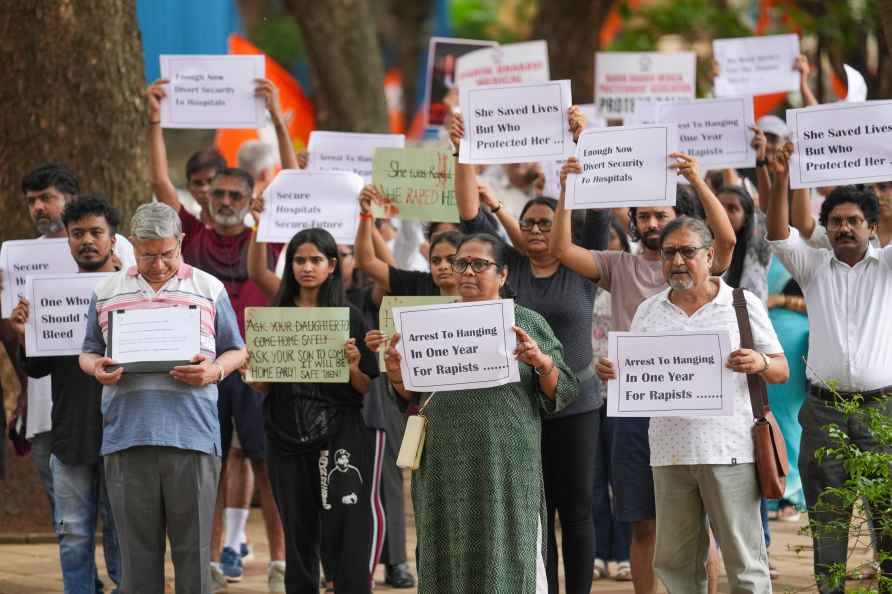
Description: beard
xmin=211 ymin=206 xmax=247 ymax=227
xmin=668 ymin=272 xmax=694 ymax=290
xmin=641 ymin=231 xmax=661 ymax=251
xmin=75 ymin=252 xmax=111 ymax=272
xmin=36 ymin=217 xmax=65 ymax=237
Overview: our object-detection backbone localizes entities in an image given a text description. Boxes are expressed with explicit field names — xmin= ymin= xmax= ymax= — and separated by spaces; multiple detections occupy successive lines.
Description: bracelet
xmin=490 ymin=202 xmax=502 ymax=214
xmin=756 ymin=159 xmax=768 ymax=167
xmin=359 ymin=212 xmax=373 ymax=221
xmin=534 ymin=361 xmax=555 ymax=376
xmin=391 ymin=377 xmax=404 ymax=385
xmin=759 ymin=352 xmax=771 ymax=373
xmin=782 ymin=294 xmax=789 ymax=308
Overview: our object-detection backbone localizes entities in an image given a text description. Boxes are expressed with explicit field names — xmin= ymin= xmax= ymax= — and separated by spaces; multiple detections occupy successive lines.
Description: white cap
xmin=756 ymin=115 xmax=789 ymax=139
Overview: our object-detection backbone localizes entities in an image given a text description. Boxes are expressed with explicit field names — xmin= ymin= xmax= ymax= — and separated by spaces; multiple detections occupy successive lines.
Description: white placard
xmin=159 ymin=54 xmax=265 ymax=129
xmin=0 ymin=238 xmax=77 ymax=318
xmin=109 ymin=307 xmax=201 ymax=366
xmin=307 ymin=131 xmax=406 ymax=183
xmin=392 ymin=299 xmax=519 ymax=392
xmin=455 ymin=40 xmax=550 ymax=89
xmin=656 ymin=96 xmax=756 ymax=169
xmin=540 ymin=107 xmax=604 ymax=199
xmin=606 ymin=330 xmax=734 ymax=417
xmin=843 ymin=64 xmax=868 ymax=103
xmin=595 ymin=52 xmax=696 ymax=118
xmin=787 ymin=100 xmax=892 ymax=189
xmin=25 ymin=273 xmax=110 ymax=357
xmin=459 ymin=80 xmax=575 ymax=165
xmin=713 ymin=34 xmax=799 ymax=97
xmin=565 ymin=124 xmax=679 ymax=209
xmin=256 ymin=170 xmax=364 ymax=245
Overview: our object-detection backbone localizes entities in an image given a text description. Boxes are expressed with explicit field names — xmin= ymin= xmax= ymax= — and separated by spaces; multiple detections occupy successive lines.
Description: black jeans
xmin=542 ymin=409 xmax=598 ymax=594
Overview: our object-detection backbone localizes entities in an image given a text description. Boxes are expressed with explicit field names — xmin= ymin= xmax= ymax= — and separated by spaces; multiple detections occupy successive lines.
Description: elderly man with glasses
xmin=79 ymin=202 xmax=247 ymax=594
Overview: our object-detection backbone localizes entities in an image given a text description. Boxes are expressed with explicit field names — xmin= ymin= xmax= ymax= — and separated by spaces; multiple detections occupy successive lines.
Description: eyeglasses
xmin=827 ymin=216 xmax=867 ymax=230
xmin=136 ymin=246 xmax=180 ymax=263
xmin=430 ymin=255 xmax=455 ymax=266
xmin=453 ymin=258 xmax=498 ymax=273
xmin=519 ymin=218 xmax=553 ymax=232
xmin=210 ymin=189 xmax=247 ymax=202
xmin=659 ymin=245 xmax=706 ymax=261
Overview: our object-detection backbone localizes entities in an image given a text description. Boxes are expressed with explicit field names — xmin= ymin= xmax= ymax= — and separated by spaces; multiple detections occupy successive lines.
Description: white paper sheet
xmin=713 ymin=34 xmax=799 ymax=97
xmin=595 ymin=52 xmax=696 ymax=118
xmin=0 ymin=238 xmax=77 ymax=318
xmin=25 ymin=272 xmax=110 ymax=357
xmin=109 ymin=307 xmax=201 ymax=365
xmin=307 ymin=131 xmax=405 ymax=183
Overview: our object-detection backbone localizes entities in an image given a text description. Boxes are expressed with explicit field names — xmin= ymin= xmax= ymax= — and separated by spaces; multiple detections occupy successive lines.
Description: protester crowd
xmin=1 ymin=45 xmax=891 ymax=594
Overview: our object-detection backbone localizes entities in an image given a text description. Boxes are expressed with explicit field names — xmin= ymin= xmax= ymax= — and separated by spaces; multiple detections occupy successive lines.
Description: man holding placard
xmin=79 ymin=202 xmax=247 ymax=594
xmin=149 ymin=76 xmax=294 ymax=585
xmin=11 ymin=195 xmax=123 ymax=594
xmin=597 ymin=216 xmax=787 ymax=593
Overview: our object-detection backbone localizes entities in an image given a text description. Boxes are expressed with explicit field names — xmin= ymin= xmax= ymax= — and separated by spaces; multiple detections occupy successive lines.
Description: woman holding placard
xmin=450 ymin=108 xmax=605 ymax=594
xmin=383 ymin=232 xmax=577 ymax=594
xmin=246 ymin=228 xmax=384 ymax=594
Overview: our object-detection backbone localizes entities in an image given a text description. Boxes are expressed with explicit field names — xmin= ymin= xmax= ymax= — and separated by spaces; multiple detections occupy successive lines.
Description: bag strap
xmin=417 ymin=391 xmax=437 ymax=416
xmin=731 ymin=287 xmax=770 ymax=419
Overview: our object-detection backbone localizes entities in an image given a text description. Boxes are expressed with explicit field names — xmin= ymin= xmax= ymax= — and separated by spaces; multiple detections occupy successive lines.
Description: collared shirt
xmin=768 ymin=226 xmax=892 ymax=391
xmin=82 ymin=263 xmax=244 ymax=456
xmin=631 ymin=279 xmax=782 ymax=466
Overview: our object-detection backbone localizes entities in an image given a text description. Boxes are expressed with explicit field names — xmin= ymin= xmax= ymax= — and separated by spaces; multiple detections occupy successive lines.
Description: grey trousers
xmin=653 ymin=464 xmax=771 ymax=594
xmin=105 ymin=446 xmax=220 ymax=594
xmin=799 ymin=393 xmax=892 ymax=594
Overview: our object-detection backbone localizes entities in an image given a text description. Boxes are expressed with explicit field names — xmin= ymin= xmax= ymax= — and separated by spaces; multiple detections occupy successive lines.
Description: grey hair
xmin=659 ymin=216 xmax=714 ymax=248
xmin=130 ymin=201 xmax=183 ymax=241
xmin=237 ymin=140 xmax=277 ymax=179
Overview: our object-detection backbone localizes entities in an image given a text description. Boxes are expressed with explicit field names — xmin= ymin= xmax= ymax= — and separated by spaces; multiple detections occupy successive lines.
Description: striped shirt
xmin=82 ymin=263 xmax=243 ymax=456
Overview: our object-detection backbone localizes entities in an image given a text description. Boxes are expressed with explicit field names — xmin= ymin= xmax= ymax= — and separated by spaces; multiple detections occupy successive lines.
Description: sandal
xmin=777 ymin=505 xmax=801 ymax=523
xmin=614 ymin=560 xmax=632 ymax=581
xmin=593 ymin=558 xmax=609 ymax=580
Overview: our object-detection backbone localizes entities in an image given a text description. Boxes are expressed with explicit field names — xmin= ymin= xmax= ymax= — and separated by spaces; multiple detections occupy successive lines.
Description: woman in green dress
xmin=382 ymin=232 xmax=578 ymax=594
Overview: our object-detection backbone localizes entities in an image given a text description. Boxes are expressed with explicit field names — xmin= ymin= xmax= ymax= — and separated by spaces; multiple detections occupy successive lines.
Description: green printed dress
xmin=410 ymin=305 xmax=578 ymax=594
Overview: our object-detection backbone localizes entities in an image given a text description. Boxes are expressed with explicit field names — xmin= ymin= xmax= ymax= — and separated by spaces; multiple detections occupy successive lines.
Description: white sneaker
xmin=268 ymin=561 xmax=286 ymax=593
xmin=211 ymin=563 xmax=228 ymax=593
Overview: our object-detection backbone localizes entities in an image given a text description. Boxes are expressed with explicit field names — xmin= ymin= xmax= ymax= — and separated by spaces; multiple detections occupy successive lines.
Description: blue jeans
xmin=51 ymin=455 xmax=121 ymax=594
xmin=31 ymin=431 xmax=55 ymax=522
xmin=592 ymin=405 xmax=630 ymax=562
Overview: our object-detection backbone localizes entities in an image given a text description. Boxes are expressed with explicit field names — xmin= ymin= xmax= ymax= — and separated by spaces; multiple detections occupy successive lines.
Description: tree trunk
xmin=0 ymin=0 xmax=147 ymax=533
xmin=283 ymin=0 xmax=389 ymax=133
xmin=532 ymin=0 xmax=618 ymax=105
xmin=878 ymin=0 xmax=892 ymax=67
xmin=0 ymin=1 xmax=149 ymax=240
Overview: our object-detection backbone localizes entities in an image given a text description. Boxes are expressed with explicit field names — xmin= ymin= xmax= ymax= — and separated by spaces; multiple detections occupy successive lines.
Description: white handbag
xmin=396 ymin=392 xmax=436 ymax=471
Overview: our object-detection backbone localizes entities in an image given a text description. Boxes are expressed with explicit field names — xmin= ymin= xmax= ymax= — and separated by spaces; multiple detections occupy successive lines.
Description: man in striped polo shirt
xmin=79 ymin=202 xmax=247 ymax=594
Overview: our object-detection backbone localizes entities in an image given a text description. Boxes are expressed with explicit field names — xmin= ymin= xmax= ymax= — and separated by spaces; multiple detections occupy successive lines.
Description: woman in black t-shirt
xmin=247 ymin=228 xmax=383 ymax=594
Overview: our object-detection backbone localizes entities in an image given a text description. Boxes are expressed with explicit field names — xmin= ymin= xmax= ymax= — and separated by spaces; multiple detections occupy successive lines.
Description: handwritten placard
xmin=455 ymin=40 xmax=550 ymax=89
xmin=595 ymin=52 xmax=696 ymax=118
xmin=24 ymin=272 xmax=110 ymax=357
xmin=606 ymin=330 xmax=734 ymax=417
xmin=377 ymin=295 xmax=459 ymax=368
xmin=787 ymin=101 xmax=892 ymax=189
xmin=256 ymin=170 xmax=364 ymax=245
xmin=656 ymin=97 xmax=755 ymax=170
xmin=459 ymin=80 xmax=574 ymax=165
xmin=159 ymin=55 xmax=265 ymax=129
xmin=307 ymin=131 xmax=405 ymax=183
xmin=0 ymin=238 xmax=77 ymax=318
xmin=565 ymin=124 xmax=678 ymax=209
xmin=392 ymin=299 xmax=519 ymax=392
xmin=371 ymin=148 xmax=459 ymax=222
xmin=246 ymin=307 xmax=350 ymax=383
xmin=713 ymin=34 xmax=799 ymax=97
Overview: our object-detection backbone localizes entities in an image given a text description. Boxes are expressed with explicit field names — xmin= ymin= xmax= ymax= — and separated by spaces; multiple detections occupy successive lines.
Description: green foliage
xmin=609 ymin=0 xmax=752 ymax=51
xmin=808 ymin=389 xmax=892 ymax=593
xmin=251 ymin=15 xmax=305 ymax=69
xmin=449 ymin=0 xmax=537 ymax=43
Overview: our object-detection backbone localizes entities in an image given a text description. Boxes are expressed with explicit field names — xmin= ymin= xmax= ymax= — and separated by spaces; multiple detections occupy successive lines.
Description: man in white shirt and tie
xmin=766 ymin=143 xmax=892 ymax=594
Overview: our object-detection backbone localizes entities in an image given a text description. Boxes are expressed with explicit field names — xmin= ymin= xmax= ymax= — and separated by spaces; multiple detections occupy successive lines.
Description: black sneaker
xmin=385 ymin=563 xmax=416 ymax=588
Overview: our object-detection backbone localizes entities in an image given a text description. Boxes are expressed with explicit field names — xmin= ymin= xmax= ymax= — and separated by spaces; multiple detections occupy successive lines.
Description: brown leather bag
xmin=732 ymin=288 xmax=790 ymax=499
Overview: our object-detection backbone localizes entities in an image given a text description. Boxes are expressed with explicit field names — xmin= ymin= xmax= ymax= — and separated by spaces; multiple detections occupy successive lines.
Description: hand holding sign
xmin=92 ymin=357 xmax=123 ymax=386
xmin=254 ymin=78 xmax=285 ymax=124
xmin=9 ymin=298 xmax=28 ymax=342
xmin=345 ymin=338 xmax=361 ymax=370
xmin=146 ymin=79 xmax=168 ymax=123
xmin=512 ymin=325 xmax=552 ymax=375
xmin=170 ymin=353 xmax=218 ymax=387
xmin=726 ymin=348 xmax=767 ymax=374
xmin=383 ymin=333 xmax=404 ymax=386
xmin=669 ymin=152 xmax=702 ymax=184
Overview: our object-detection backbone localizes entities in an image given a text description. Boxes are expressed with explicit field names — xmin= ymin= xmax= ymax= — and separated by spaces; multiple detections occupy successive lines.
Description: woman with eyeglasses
xmin=246 ymin=227 xmax=384 ymax=594
xmin=448 ymin=107 xmax=609 ymax=594
xmin=383 ymin=232 xmax=578 ymax=594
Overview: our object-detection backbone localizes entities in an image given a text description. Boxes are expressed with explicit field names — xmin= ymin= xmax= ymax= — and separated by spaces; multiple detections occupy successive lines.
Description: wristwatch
xmin=756 ymin=159 xmax=769 ymax=168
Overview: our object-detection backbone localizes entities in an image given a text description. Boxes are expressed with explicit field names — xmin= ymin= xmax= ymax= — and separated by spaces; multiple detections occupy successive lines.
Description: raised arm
xmin=670 ymin=153 xmax=737 ymax=273
xmin=795 ymin=54 xmax=818 ymax=107
xmin=146 ymin=79 xmax=181 ymax=212
xmin=751 ymin=127 xmax=772 ymax=214
xmin=449 ymin=112 xmax=482 ymax=221
xmin=246 ymin=195 xmax=281 ymax=299
xmin=766 ymin=142 xmax=794 ymax=240
xmin=354 ymin=186 xmax=391 ymax=291
xmin=551 ymin=157 xmax=602 ymax=281
xmin=255 ymin=79 xmax=298 ymax=170
xmin=478 ymin=181 xmax=525 ymax=249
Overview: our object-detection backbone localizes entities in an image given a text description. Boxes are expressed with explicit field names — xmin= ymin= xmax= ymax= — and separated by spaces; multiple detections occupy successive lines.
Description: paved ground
xmin=0 ymin=510 xmax=877 ymax=593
